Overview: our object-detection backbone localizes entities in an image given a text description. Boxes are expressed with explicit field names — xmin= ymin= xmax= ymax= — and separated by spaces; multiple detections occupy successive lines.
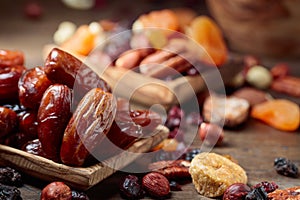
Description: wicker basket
xmin=206 ymin=0 xmax=300 ymax=58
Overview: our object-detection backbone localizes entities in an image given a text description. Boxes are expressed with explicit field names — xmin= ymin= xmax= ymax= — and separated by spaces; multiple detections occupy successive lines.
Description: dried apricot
xmin=251 ymin=99 xmax=300 ymax=131
xmin=61 ymin=25 xmax=96 ymax=56
xmin=186 ymin=16 xmax=228 ymax=66
xmin=133 ymin=9 xmax=179 ymax=33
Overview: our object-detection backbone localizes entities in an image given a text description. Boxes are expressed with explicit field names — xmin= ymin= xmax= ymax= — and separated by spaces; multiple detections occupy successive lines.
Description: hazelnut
xmin=198 ymin=122 xmax=224 ymax=146
xmin=41 ymin=182 xmax=72 ymax=200
xmin=246 ymin=65 xmax=272 ymax=89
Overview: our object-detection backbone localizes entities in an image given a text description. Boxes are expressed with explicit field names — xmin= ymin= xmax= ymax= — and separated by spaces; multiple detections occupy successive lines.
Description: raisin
xmin=274 ymin=157 xmax=299 ymax=178
xmin=119 ymin=175 xmax=145 ymax=199
xmin=253 ymin=181 xmax=278 ymax=193
xmin=183 ymin=148 xmax=202 ymax=162
xmin=0 ymin=167 xmax=22 ymax=187
xmin=71 ymin=190 xmax=89 ymax=200
xmin=169 ymin=181 xmax=182 ymax=191
xmin=165 ymin=106 xmax=185 ymax=131
xmin=245 ymin=187 xmax=268 ymax=200
xmin=0 ymin=183 xmax=22 ymax=200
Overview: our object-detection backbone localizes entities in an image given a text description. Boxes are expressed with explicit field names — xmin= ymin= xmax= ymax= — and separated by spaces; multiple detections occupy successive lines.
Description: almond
xmin=142 ymin=172 xmax=170 ymax=198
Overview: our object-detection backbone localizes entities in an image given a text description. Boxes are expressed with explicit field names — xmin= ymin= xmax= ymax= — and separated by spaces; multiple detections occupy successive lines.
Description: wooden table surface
xmin=1 ymin=0 xmax=300 ymax=199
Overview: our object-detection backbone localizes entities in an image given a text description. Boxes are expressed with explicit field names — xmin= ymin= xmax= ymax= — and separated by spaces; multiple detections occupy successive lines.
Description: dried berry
xmin=245 ymin=187 xmax=268 ymax=200
xmin=223 ymin=183 xmax=251 ymax=200
xmin=274 ymin=157 xmax=299 ymax=178
xmin=0 ymin=183 xmax=22 ymax=200
xmin=71 ymin=190 xmax=90 ymax=200
xmin=198 ymin=122 xmax=224 ymax=146
xmin=165 ymin=106 xmax=184 ymax=130
xmin=41 ymin=182 xmax=72 ymax=200
xmin=183 ymin=148 xmax=202 ymax=162
xmin=168 ymin=127 xmax=184 ymax=142
xmin=0 ymin=167 xmax=22 ymax=187
xmin=169 ymin=181 xmax=182 ymax=191
xmin=0 ymin=106 xmax=18 ymax=139
xmin=253 ymin=181 xmax=278 ymax=193
xmin=119 ymin=175 xmax=145 ymax=199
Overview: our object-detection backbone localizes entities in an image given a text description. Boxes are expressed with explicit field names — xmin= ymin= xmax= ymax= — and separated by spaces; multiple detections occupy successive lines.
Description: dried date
xmin=0 ymin=106 xmax=18 ymax=139
xmin=60 ymin=88 xmax=116 ymax=166
xmin=44 ymin=48 xmax=111 ymax=103
xmin=0 ymin=49 xmax=24 ymax=67
xmin=18 ymin=110 xmax=38 ymax=139
xmin=37 ymin=84 xmax=72 ymax=162
xmin=4 ymin=132 xmax=33 ymax=149
xmin=18 ymin=66 xmax=52 ymax=109
xmin=0 ymin=65 xmax=26 ymax=103
xmin=41 ymin=182 xmax=72 ymax=200
xmin=0 ymin=167 xmax=22 ymax=187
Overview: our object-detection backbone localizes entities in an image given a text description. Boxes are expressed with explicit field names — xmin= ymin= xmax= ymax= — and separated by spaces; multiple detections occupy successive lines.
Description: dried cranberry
xmin=169 ymin=181 xmax=182 ymax=191
xmin=165 ymin=106 xmax=184 ymax=130
xmin=245 ymin=187 xmax=268 ymax=200
xmin=253 ymin=181 xmax=278 ymax=193
xmin=119 ymin=175 xmax=145 ymax=199
xmin=71 ymin=190 xmax=89 ymax=200
xmin=274 ymin=157 xmax=299 ymax=178
xmin=223 ymin=183 xmax=251 ymax=200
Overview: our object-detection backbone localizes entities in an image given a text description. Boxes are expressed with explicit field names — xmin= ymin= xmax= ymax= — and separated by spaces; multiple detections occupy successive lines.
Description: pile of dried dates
xmin=0 ymin=48 xmax=162 ymax=167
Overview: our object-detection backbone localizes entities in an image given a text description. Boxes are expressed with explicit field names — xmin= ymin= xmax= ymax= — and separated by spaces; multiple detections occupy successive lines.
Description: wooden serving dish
xmin=0 ymin=125 xmax=169 ymax=190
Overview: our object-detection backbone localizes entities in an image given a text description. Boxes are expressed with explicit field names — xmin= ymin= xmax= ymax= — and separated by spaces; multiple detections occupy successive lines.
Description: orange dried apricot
xmin=186 ymin=16 xmax=228 ymax=66
xmin=251 ymin=99 xmax=300 ymax=131
xmin=61 ymin=25 xmax=95 ymax=56
xmin=133 ymin=9 xmax=179 ymax=32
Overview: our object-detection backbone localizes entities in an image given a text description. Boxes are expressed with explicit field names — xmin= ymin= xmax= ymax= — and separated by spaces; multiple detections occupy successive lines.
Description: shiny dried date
xmin=18 ymin=66 xmax=52 ymax=109
xmin=18 ymin=110 xmax=38 ymax=139
xmin=60 ymin=88 xmax=116 ymax=166
xmin=37 ymin=84 xmax=72 ymax=162
xmin=44 ymin=48 xmax=111 ymax=103
xmin=0 ymin=49 xmax=24 ymax=67
xmin=0 ymin=106 xmax=18 ymax=139
xmin=0 ymin=65 xmax=26 ymax=103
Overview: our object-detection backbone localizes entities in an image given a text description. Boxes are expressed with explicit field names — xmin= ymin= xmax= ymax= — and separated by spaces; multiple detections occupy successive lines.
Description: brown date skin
xmin=92 ymin=109 xmax=162 ymax=161
xmin=37 ymin=84 xmax=72 ymax=162
xmin=41 ymin=182 xmax=72 ymax=200
xmin=4 ymin=132 xmax=33 ymax=149
xmin=0 ymin=106 xmax=18 ymax=139
xmin=22 ymin=139 xmax=46 ymax=157
xmin=60 ymin=88 xmax=116 ymax=166
xmin=0 ymin=65 xmax=26 ymax=103
xmin=18 ymin=110 xmax=38 ymax=139
xmin=0 ymin=49 xmax=24 ymax=67
xmin=18 ymin=66 xmax=52 ymax=109
xmin=44 ymin=48 xmax=111 ymax=104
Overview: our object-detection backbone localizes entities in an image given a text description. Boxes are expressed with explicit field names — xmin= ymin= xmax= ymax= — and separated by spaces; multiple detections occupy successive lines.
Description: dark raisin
xmin=169 ymin=181 xmax=182 ymax=191
xmin=71 ymin=190 xmax=89 ymax=200
xmin=0 ymin=183 xmax=22 ymax=200
xmin=165 ymin=106 xmax=185 ymax=131
xmin=253 ymin=181 xmax=278 ymax=193
xmin=274 ymin=157 xmax=299 ymax=178
xmin=119 ymin=175 xmax=145 ymax=199
xmin=183 ymin=148 xmax=202 ymax=162
xmin=245 ymin=187 xmax=268 ymax=200
xmin=0 ymin=167 xmax=22 ymax=187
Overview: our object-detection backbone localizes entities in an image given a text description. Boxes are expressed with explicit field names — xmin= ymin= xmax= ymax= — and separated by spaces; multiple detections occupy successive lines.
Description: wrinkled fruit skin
xmin=71 ymin=190 xmax=90 ymax=200
xmin=274 ymin=157 xmax=299 ymax=178
xmin=119 ymin=175 xmax=145 ymax=199
xmin=60 ymin=88 xmax=116 ymax=166
xmin=0 ymin=183 xmax=22 ymax=200
xmin=223 ymin=183 xmax=251 ymax=200
xmin=18 ymin=66 xmax=52 ymax=109
xmin=0 ymin=167 xmax=22 ymax=187
xmin=22 ymin=139 xmax=46 ymax=157
xmin=0 ymin=65 xmax=26 ymax=103
xmin=44 ymin=48 xmax=111 ymax=104
xmin=37 ymin=84 xmax=72 ymax=162
xmin=41 ymin=182 xmax=72 ymax=200
xmin=253 ymin=181 xmax=278 ymax=193
xmin=0 ymin=106 xmax=18 ymax=139
xmin=0 ymin=49 xmax=24 ymax=67
xmin=245 ymin=187 xmax=268 ymax=200
xmin=18 ymin=110 xmax=38 ymax=139
xmin=142 ymin=172 xmax=170 ymax=198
